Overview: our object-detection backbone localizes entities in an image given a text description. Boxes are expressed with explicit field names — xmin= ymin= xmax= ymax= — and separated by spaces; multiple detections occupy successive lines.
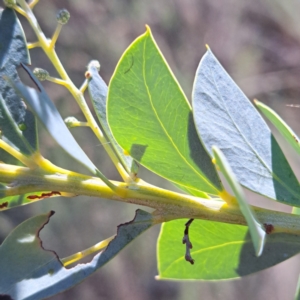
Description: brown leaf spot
xmin=27 ymin=195 xmax=39 ymax=200
xmin=85 ymin=71 xmax=91 ymax=79
xmin=293 ymin=135 xmax=299 ymax=143
xmin=27 ymin=191 xmax=61 ymax=201
xmin=0 ymin=202 xmax=8 ymax=209
xmin=264 ymin=223 xmax=274 ymax=234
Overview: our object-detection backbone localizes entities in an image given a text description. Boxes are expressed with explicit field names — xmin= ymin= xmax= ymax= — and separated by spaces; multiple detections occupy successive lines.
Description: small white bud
xmin=88 ymin=60 xmax=101 ymax=72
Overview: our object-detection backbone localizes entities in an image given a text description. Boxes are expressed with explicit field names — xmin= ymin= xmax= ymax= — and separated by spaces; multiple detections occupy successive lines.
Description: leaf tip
xmin=253 ymin=98 xmax=260 ymax=106
xmin=205 ymin=44 xmax=210 ymax=50
xmin=145 ymin=24 xmax=152 ymax=35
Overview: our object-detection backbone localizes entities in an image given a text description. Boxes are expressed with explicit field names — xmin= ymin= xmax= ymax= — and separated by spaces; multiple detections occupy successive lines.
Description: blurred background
xmin=1 ymin=0 xmax=300 ymax=299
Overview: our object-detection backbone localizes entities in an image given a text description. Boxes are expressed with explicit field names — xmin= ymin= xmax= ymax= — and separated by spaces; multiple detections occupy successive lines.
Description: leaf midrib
xmin=207 ymin=54 xmax=300 ymax=199
xmin=160 ymin=237 xmax=300 ymax=275
xmin=141 ymin=38 xmax=218 ymax=194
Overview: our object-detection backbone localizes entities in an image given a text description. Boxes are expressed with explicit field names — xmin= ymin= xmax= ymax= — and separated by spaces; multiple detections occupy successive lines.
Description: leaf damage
xmin=0 ymin=202 xmax=8 ymax=209
xmin=0 ymin=209 xmax=153 ymax=299
xmin=27 ymin=191 xmax=61 ymax=201
xmin=182 ymin=218 xmax=195 ymax=265
xmin=264 ymin=223 xmax=274 ymax=234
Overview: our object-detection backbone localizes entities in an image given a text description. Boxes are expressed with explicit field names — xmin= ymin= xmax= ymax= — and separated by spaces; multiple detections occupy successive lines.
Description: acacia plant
xmin=0 ymin=1 xmax=300 ymax=299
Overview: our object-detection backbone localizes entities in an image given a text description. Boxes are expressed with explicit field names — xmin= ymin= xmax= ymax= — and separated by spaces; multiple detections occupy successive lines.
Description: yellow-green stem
xmin=0 ymin=140 xmax=35 ymax=168
xmin=79 ymin=79 xmax=89 ymax=94
xmin=27 ymin=41 xmax=40 ymax=49
xmin=61 ymin=235 xmax=115 ymax=267
xmin=1 ymin=163 xmax=300 ymax=235
xmin=29 ymin=0 xmax=39 ymax=9
xmin=13 ymin=5 xmax=27 ymax=17
xmin=46 ymin=76 xmax=68 ymax=87
xmin=49 ymin=24 xmax=62 ymax=49
xmin=16 ymin=0 xmax=130 ymax=182
xmin=67 ymin=121 xmax=89 ymax=128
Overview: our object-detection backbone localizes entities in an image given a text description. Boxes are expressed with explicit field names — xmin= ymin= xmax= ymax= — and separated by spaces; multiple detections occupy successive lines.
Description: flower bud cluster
xmin=64 ymin=116 xmax=79 ymax=128
xmin=33 ymin=68 xmax=49 ymax=81
xmin=56 ymin=9 xmax=70 ymax=25
xmin=3 ymin=0 xmax=16 ymax=8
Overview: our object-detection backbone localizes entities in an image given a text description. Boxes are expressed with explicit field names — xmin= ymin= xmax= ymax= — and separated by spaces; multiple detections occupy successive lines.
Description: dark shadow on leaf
xmin=271 ymin=136 xmax=300 ymax=205
xmin=187 ymin=112 xmax=222 ymax=190
xmin=0 ymin=294 xmax=14 ymax=300
xmin=130 ymin=144 xmax=148 ymax=161
xmin=0 ymin=9 xmax=36 ymax=156
xmin=0 ymin=9 xmax=28 ymax=121
xmin=0 ymin=9 xmax=14 ymax=67
xmin=0 ymin=148 xmax=20 ymax=165
xmin=236 ymin=230 xmax=300 ymax=276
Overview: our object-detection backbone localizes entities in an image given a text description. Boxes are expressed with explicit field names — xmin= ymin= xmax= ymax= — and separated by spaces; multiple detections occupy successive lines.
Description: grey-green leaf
xmin=0 ymin=209 xmax=153 ymax=299
xmin=10 ymin=64 xmax=98 ymax=174
xmin=87 ymin=62 xmax=138 ymax=174
xmin=192 ymin=49 xmax=300 ymax=206
xmin=0 ymin=8 xmax=38 ymax=157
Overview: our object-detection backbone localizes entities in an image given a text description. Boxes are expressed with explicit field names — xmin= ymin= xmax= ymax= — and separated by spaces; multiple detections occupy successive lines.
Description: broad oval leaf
xmin=212 ymin=146 xmax=266 ymax=256
xmin=157 ymin=219 xmax=300 ymax=280
xmin=10 ymin=64 xmax=98 ymax=175
xmin=192 ymin=49 xmax=300 ymax=205
xmin=0 ymin=209 xmax=153 ymax=299
xmin=0 ymin=8 xmax=38 ymax=157
xmin=255 ymin=100 xmax=300 ymax=156
xmin=107 ymin=27 xmax=222 ymax=195
xmin=87 ymin=62 xmax=138 ymax=174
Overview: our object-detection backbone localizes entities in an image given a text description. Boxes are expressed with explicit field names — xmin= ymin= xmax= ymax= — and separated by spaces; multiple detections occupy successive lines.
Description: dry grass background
xmin=1 ymin=0 xmax=300 ymax=299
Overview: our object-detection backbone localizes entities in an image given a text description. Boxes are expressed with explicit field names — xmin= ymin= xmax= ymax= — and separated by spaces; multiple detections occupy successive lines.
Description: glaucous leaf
xmin=0 ymin=209 xmax=153 ymax=299
xmin=87 ymin=61 xmax=138 ymax=174
xmin=192 ymin=49 xmax=300 ymax=205
xmin=157 ymin=218 xmax=300 ymax=280
xmin=0 ymin=8 xmax=38 ymax=157
xmin=107 ymin=27 xmax=222 ymax=195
